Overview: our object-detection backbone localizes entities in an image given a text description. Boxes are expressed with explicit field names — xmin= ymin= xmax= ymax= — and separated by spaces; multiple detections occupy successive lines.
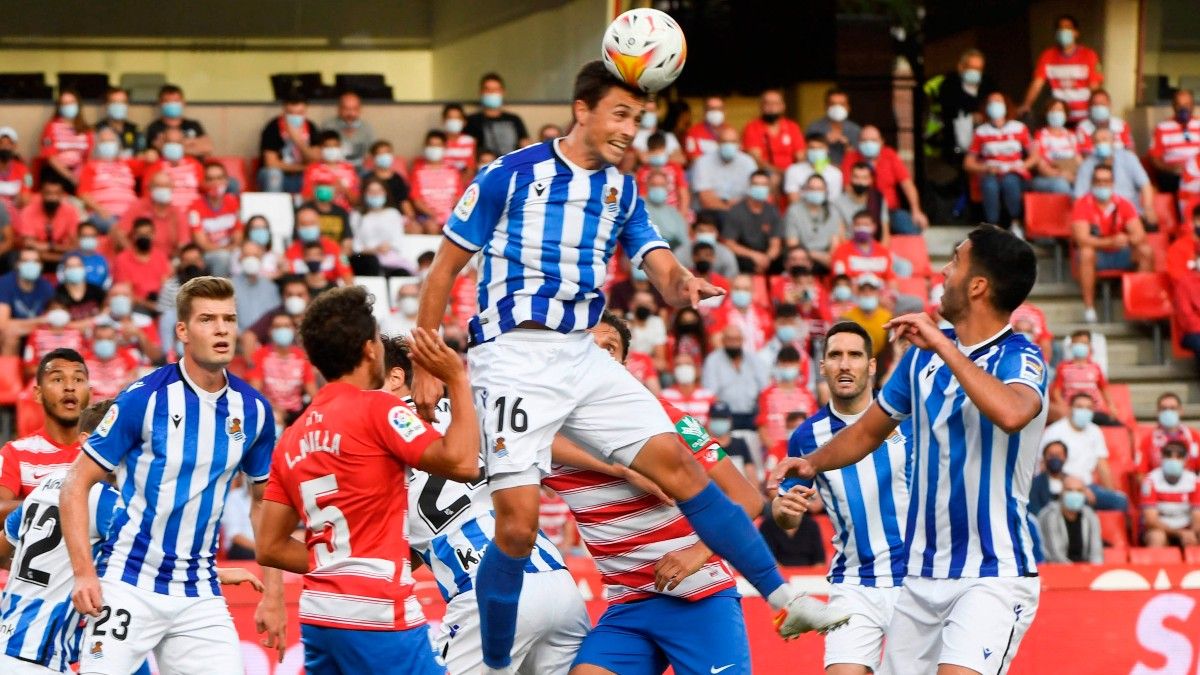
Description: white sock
xmin=766 ymin=585 xmax=796 ymax=611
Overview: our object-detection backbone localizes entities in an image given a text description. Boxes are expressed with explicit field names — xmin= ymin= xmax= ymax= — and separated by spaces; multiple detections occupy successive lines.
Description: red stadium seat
xmin=811 ymin=514 xmax=836 ymax=562
xmin=16 ymin=388 xmax=44 ymax=439
xmin=1122 ymin=272 xmax=1173 ymax=362
xmin=1185 ymin=546 xmax=1200 ymax=564
xmin=1128 ymin=546 xmax=1183 ymax=565
xmin=1103 ymin=546 xmax=1129 ymax=564
xmin=1144 ymin=231 xmax=1169 ymax=272
xmin=890 ymin=235 xmax=933 ymax=278
xmin=0 ymin=356 xmax=22 ymax=406
xmin=1025 ymin=192 xmax=1073 ymax=282
xmin=1153 ymin=193 xmax=1179 ymax=239
xmin=1097 ymin=510 xmax=1129 ymax=548
xmin=1107 ymin=384 xmax=1137 ymax=428
xmin=1100 ymin=426 xmax=1134 ymax=477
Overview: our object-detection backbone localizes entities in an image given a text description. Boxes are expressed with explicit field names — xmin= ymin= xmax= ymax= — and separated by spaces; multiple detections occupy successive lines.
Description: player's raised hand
xmin=216 ymin=567 xmax=265 ymax=592
xmin=71 ymin=573 xmax=104 ymax=616
xmin=884 ymin=312 xmax=951 ymax=352
xmin=653 ymin=541 xmax=711 ymax=591
xmin=684 ymin=275 xmax=725 ymax=310
xmin=775 ymin=485 xmax=817 ymax=520
xmin=409 ymin=327 xmax=462 ymax=422
xmin=766 ymin=457 xmax=816 ymax=492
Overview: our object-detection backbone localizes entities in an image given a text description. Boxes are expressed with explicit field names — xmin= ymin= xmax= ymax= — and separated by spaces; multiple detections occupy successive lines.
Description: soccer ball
xmin=601 ymin=8 xmax=687 ymax=94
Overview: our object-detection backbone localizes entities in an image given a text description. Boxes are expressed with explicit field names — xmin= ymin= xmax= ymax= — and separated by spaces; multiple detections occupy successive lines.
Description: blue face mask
xmin=962 ymin=69 xmax=982 ymax=86
xmin=298 ymin=226 xmax=321 ymax=243
xmin=806 ymin=148 xmax=828 ymax=165
xmin=718 ymin=142 xmax=739 ymax=161
xmin=731 ymin=290 xmax=753 ymax=308
xmin=1057 ymin=28 xmax=1076 ymax=48
xmin=93 ymin=339 xmax=116 ymax=360
xmin=161 ymin=101 xmax=184 ymax=119
xmin=631 ymin=267 xmax=648 ymax=282
xmin=162 ymin=142 xmax=184 ymax=162
xmin=647 ymin=186 xmax=669 ymax=205
xmin=858 ymin=294 xmax=879 ymax=312
xmin=481 ymin=93 xmax=503 ymax=109
xmin=1162 ymin=458 xmax=1186 ymax=480
xmin=802 ymin=190 xmax=826 ymax=205
xmin=1090 ymin=105 xmax=1111 ymax=123
xmin=1092 ymin=186 xmax=1112 ymax=202
xmin=109 ymin=295 xmax=132 ymax=318
xmin=374 ymin=152 xmax=395 ymax=169
xmin=18 ymin=260 xmax=42 ymax=281
xmin=78 ymin=236 xmax=98 ymax=252
xmin=747 ymin=185 xmax=770 ymax=202
xmin=285 ymin=113 xmax=305 ymax=128
xmin=365 ymin=194 xmax=387 ymax=210
xmin=96 ymin=140 xmax=120 ymax=160
xmin=774 ymin=366 xmax=799 ymax=383
xmin=59 ymin=103 xmax=79 ymax=120
xmin=271 ymin=327 xmax=295 ymax=347
xmin=1061 ymin=490 xmax=1086 ymax=512
xmin=63 ymin=266 xmax=86 ymax=285
xmin=986 ymin=101 xmax=1007 ymax=121
xmin=1159 ymin=409 xmax=1181 ymax=429
xmin=1094 ymin=143 xmax=1114 ymax=160
xmin=248 ymin=228 xmax=272 ymax=247
xmin=708 ymin=418 xmax=732 ymax=436
xmin=832 ymin=285 xmax=853 ymax=302
xmin=640 ymin=112 xmax=658 ymax=130
xmin=694 ymin=232 xmax=718 ymax=245
xmin=1071 ymin=407 xmax=1094 ymax=429
xmin=151 ymin=186 xmax=174 ymax=205
xmin=1045 ymin=457 xmax=1065 ymax=475
xmin=775 ymin=325 xmax=798 ymax=343
xmin=1046 ymin=111 xmax=1067 ymax=129
xmin=858 ymin=140 xmax=881 ymax=159
xmin=106 ymin=102 xmax=128 ymax=120
xmin=1070 ymin=342 xmax=1090 ymax=360
xmin=647 ymin=153 xmax=668 ymax=168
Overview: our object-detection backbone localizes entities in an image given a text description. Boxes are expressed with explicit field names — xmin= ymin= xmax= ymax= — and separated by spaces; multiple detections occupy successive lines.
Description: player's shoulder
xmin=6 ymin=430 xmax=56 ymax=454
xmin=788 ymin=405 xmax=831 ymax=454
xmin=487 ymin=141 xmax=555 ymax=178
xmin=119 ymin=363 xmax=180 ymax=401
xmin=226 ymin=370 xmax=271 ymax=407
xmin=998 ymin=331 xmax=1045 ymax=359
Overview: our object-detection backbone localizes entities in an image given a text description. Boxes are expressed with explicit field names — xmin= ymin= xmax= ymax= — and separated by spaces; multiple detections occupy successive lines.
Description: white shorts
xmin=469 ymin=329 xmax=675 ymax=486
xmin=78 ymin=579 xmax=242 ymax=675
xmin=881 ymin=576 xmax=1040 ymax=675
xmin=823 ymin=584 xmax=902 ymax=671
xmin=434 ymin=568 xmax=590 ymax=674
xmin=0 ymin=656 xmax=60 ymax=674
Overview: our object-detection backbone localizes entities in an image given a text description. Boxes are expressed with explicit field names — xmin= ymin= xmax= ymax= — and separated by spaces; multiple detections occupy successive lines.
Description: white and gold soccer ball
xmin=601 ymin=8 xmax=687 ymax=94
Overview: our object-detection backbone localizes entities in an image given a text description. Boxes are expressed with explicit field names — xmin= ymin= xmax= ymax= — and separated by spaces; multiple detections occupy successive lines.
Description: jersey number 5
xmin=300 ymin=475 xmax=352 ymax=567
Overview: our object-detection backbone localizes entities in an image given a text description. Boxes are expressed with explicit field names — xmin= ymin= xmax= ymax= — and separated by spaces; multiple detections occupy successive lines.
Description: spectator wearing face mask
xmin=1029 ymin=441 xmax=1070 ymax=517
xmin=832 ymin=162 xmax=890 ymax=241
xmin=674 ymin=216 xmax=739 ymax=280
xmin=685 ymin=96 xmax=731 ymax=162
xmin=1011 ymin=302 xmax=1054 ymax=361
xmin=1074 ymin=128 xmax=1155 ymax=220
xmin=1071 ymin=164 xmax=1153 ymax=324
xmin=84 ymin=319 xmax=140 ymax=400
xmin=1136 ymin=393 xmax=1200 ymax=477
xmin=114 ymin=171 xmax=189 ymax=257
xmin=1149 ymin=88 xmax=1200 ymax=193
xmin=708 ymin=274 xmax=773 ymax=352
xmin=636 ymin=133 xmax=690 ymax=214
xmin=323 ymin=91 xmax=375 ymax=170
xmin=362 ymin=141 xmax=414 ymax=216
xmin=249 ymin=313 xmax=318 ymax=419
xmin=97 ymin=282 xmax=162 ymax=364
xmin=784 ymin=133 xmax=843 ymax=203
xmin=842 ymin=125 xmax=928 ymax=233
xmin=78 ymin=126 xmax=138 ymax=232
xmin=143 ymin=126 xmax=204 ymax=212
xmin=1037 ymin=475 xmax=1103 ymax=564
xmin=0 ymin=126 xmax=30 ymax=228
xmin=464 ymin=72 xmax=529 ymax=155
xmin=721 ymin=171 xmax=783 ymax=274
xmin=296 ymin=241 xmax=341 ymax=295
xmin=53 ymin=253 xmax=106 ymax=322
xmin=837 ymin=274 xmax=891 ymax=357
xmin=244 ymin=275 xmax=310 ymax=357
xmin=828 ymin=274 xmax=856 ymax=319
xmin=1041 ymin=393 xmax=1128 ymax=512
xmin=743 ymin=89 xmax=802 ymax=174
xmin=627 ymin=290 xmax=668 ymax=372
xmin=16 ymin=179 xmax=78 ymax=263
xmin=381 ymin=283 xmax=421 ymax=337
xmin=188 ymin=161 xmax=242 ymax=277
xmin=112 ymin=217 xmax=173 ymax=306
xmin=758 ymin=305 xmax=811 ymax=377
xmin=666 ymin=307 xmax=707 ymax=365
xmin=688 ymin=242 xmax=731 ymax=297
xmin=38 ymin=88 xmax=92 ymax=191
xmin=232 ymin=240 xmax=280 ymax=332
xmin=1074 ymin=89 xmax=1133 ymax=156
xmin=95 ymin=87 xmax=142 ymax=157
xmin=964 ymin=93 xmax=1036 ymax=233
xmin=410 ymin=130 xmax=465 ymax=233
xmin=350 ymin=176 xmax=411 ymax=276
xmin=936 ymin=49 xmax=996 ymax=163
xmin=1018 ymin=15 xmax=1103 ymax=123
xmin=23 ymin=300 xmax=85 ymax=378
xmin=784 ymin=174 xmax=845 ymax=271
xmin=1051 ymin=330 xmax=1120 ymax=424
xmin=605 ymin=263 xmax=664 ymax=315
xmin=640 ymin=169 xmax=688 ymax=249
xmin=805 ymin=88 xmax=862 ymax=168
xmin=0 ymin=247 xmax=55 ymax=355
xmin=302 ymin=130 xmax=360 ymax=210
xmin=830 ymin=212 xmax=895 ymax=288
xmin=440 ymin=104 xmax=477 ymax=175
xmin=701 ymin=324 xmax=770 ymax=431
xmin=757 ymin=346 xmax=817 ymax=453
xmin=259 ymin=92 xmax=319 ymax=194
xmin=296 ymin=183 xmax=353 ymax=251
xmin=632 ymin=99 xmax=684 ymax=165
xmin=68 ymin=222 xmax=110 ymax=288
xmin=1141 ymin=441 xmax=1200 ymax=547
xmin=693 ymin=126 xmax=757 ymax=214
xmin=145 ymin=84 xmax=211 ymax=159
xmin=1032 ymin=100 xmax=1080 ymax=196
xmin=660 ymin=353 xmax=716 ymax=426
xmin=237 ymin=215 xmax=281 ymax=275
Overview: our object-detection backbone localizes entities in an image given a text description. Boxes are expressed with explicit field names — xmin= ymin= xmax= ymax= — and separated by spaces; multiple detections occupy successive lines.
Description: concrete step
xmin=1105 ymin=340 xmax=1156 ymax=368
xmin=1134 ymin=403 xmax=1200 ymax=423
xmin=1107 ymin=362 xmax=1196 ymax=383
xmin=1124 ymin=381 xmax=1200 ymax=408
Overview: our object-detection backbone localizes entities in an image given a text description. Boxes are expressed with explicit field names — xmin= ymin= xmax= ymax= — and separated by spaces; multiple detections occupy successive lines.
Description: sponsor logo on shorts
xmin=90 ymin=641 xmax=104 ymax=660
xmin=493 ymin=436 xmax=508 ymax=458
xmin=96 ymin=404 xmax=119 ymax=437
xmin=388 ymin=405 xmax=428 ymax=443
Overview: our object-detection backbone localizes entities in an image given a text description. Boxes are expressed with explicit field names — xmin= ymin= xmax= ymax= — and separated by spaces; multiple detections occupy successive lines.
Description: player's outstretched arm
xmin=412 ymin=242 xmax=475 ymax=422
xmin=254 ymin=499 xmax=307 ymax=574
xmin=60 ymin=454 xmax=109 ymax=616
xmin=769 ymin=403 xmax=898 ymax=489
xmin=642 ymin=248 xmax=726 ymax=309
xmin=410 ymin=327 xmax=482 ymax=481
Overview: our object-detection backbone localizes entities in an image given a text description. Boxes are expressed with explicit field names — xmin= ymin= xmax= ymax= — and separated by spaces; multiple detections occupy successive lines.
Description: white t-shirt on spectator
xmin=629 ymin=315 xmax=667 ymax=356
xmin=1041 ymin=418 xmax=1109 ymax=483
xmin=633 ymin=129 xmax=682 ymax=155
xmin=221 ymin=479 xmax=255 ymax=552
xmin=783 ymin=162 xmax=844 ymax=198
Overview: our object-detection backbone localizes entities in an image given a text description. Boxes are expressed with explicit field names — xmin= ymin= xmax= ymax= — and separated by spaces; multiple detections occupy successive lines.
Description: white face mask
xmin=240 ymin=256 xmax=262 ymax=278
xmin=445 ymin=118 xmax=465 ymax=134
xmin=284 ymin=296 xmax=307 ymax=316
xmin=398 ymin=296 xmax=420 ymax=317
xmin=47 ymin=308 xmax=71 ymax=328
xmin=673 ymin=364 xmax=697 ymax=386
xmin=705 ymin=109 xmax=725 ymax=127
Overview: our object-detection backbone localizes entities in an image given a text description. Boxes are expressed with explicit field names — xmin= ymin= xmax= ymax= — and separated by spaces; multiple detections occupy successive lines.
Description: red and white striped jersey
xmin=1150 ymin=118 xmax=1200 ymax=167
xmin=660 ymin=386 xmax=717 ymax=426
xmin=144 ymin=158 xmax=204 ymax=211
xmin=1141 ymin=468 xmax=1200 ymax=530
xmin=1180 ymin=155 xmax=1200 ymax=203
xmin=969 ymin=121 xmax=1032 ymax=178
xmin=1074 ymin=118 xmax=1133 ymax=155
xmin=187 ymin=193 xmax=242 ymax=248
xmin=1033 ymin=46 xmax=1103 ymax=123
xmin=39 ymin=120 xmax=92 ymax=175
xmin=0 ymin=429 xmax=80 ymax=499
xmin=78 ymin=160 xmax=138 ymax=218
xmin=1035 ymin=128 xmax=1079 ymax=162
xmin=264 ymin=382 xmax=438 ymax=630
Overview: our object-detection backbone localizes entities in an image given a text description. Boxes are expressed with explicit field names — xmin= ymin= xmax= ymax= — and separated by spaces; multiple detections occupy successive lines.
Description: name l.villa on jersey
xmin=285 ymin=430 xmax=343 ymax=469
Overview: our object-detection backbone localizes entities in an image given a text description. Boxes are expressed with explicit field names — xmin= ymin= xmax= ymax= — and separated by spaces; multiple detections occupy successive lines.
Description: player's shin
xmin=477 ymin=484 xmax=539 ymax=669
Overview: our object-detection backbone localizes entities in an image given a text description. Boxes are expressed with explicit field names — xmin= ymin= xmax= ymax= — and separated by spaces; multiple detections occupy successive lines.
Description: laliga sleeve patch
xmin=96 ymin=404 xmax=119 ymax=437
xmin=453 ymin=183 xmax=480 ymax=221
xmin=1018 ymin=353 xmax=1045 ymax=387
xmin=388 ymin=405 xmax=427 ymax=443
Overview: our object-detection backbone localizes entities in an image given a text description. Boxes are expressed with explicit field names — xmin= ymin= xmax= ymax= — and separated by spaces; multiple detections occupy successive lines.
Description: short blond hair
xmin=177 ymin=276 xmax=235 ymax=322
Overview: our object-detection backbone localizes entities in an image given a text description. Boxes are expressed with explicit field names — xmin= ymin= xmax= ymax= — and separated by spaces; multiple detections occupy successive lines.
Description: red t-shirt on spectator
xmin=625 ymin=351 xmax=659 ymax=389
xmin=301 ymin=162 xmax=361 ymax=209
xmin=1034 ymin=46 xmax=1103 ymax=123
xmin=78 ymin=159 xmax=138 ymax=219
xmin=112 ymin=249 xmax=173 ymax=301
xmin=1052 ymin=359 xmax=1110 ymax=414
xmin=39 ymin=119 xmax=92 ymax=177
xmin=707 ymin=303 xmax=774 ymax=352
xmin=449 ymin=272 xmax=478 ymax=331
xmin=284 ymin=237 xmax=351 ymax=282
xmin=660 ymin=387 xmax=717 ymax=427
xmin=1136 ymin=424 xmax=1200 ymax=474
xmin=841 ymin=145 xmax=912 ymax=210
xmin=829 ymin=240 xmax=895 ymax=283
xmin=85 ymin=348 xmax=141 ymax=401
xmin=1165 ymin=235 xmax=1198 ymax=282
xmin=23 ymin=328 xmax=85 ymax=370
xmin=409 ymin=160 xmax=464 ymax=225
xmin=117 ymin=198 xmax=190 ymax=257
xmin=1149 ymin=118 xmax=1200 ymax=168
xmin=1070 ymin=193 xmax=1138 ymax=244
xmin=684 ymin=122 xmax=727 ymax=161
xmin=1074 ymin=119 xmax=1133 ymax=155
xmin=444 ymin=134 xmax=477 ymax=174
xmin=742 ymin=118 xmax=803 ymax=172
xmin=0 ymin=160 xmax=31 ymax=227
xmin=967 ymin=121 xmax=1033 ymax=179
xmin=250 ymin=345 xmax=315 ymax=414
xmin=144 ymin=158 xmax=204 ymax=212
xmin=187 ymin=193 xmax=242 ymax=248
xmin=756 ymin=384 xmax=816 ymax=448
xmin=16 ymin=196 xmax=79 ymax=248
xmin=635 ymin=163 xmax=689 ymax=209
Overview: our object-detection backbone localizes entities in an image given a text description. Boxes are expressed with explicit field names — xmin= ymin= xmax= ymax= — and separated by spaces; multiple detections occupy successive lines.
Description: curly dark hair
xmin=300 ymin=285 xmax=379 ymax=381
xmin=382 ymin=334 xmax=414 ymax=387
xmin=599 ymin=310 xmax=632 ymax=363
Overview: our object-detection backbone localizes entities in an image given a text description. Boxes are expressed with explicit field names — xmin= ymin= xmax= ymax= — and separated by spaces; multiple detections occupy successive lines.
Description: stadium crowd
xmin=2 ymin=13 xmax=1200 ymax=569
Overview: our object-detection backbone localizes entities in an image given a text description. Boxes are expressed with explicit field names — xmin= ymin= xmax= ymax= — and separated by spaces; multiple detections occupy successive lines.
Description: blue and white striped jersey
xmin=400 ymin=396 xmax=564 ymax=602
xmin=784 ymin=403 xmax=911 ymax=587
xmin=878 ymin=326 xmax=1048 ymax=579
xmin=1 ymin=472 xmax=119 ymax=672
xmin=443 ymin=139 xmax=669 ymax=345
xmin=83 ymin=361 xmax=275 ymax=597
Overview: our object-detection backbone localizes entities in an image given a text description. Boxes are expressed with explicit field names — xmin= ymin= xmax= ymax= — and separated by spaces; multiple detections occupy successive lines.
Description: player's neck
xmin=830 ymin=393 xmax=871 ymax=417
xmin=952 ymin=308 xmax=1010 ymax=348
xmin=43 ymin=418 xmax=80 ymax=446
xmin=331 ymin=365 xmax=377 ymax=391
xmin=559 ymin=134 xmax=603 ymax=171
xmin=181 ymin=355 xmax=227 ymax=393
